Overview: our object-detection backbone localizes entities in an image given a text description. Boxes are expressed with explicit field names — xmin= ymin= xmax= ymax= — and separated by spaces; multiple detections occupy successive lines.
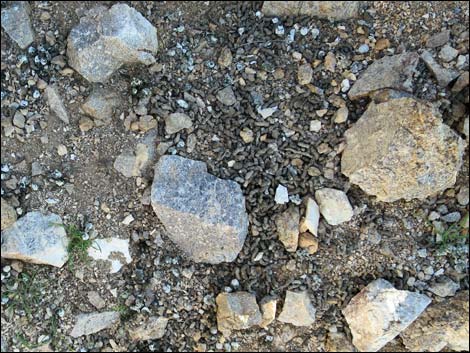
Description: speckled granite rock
xmin=1 ymin=1 xmax=34 ymax=49
xmin=151 ymin=155 xmax=248 ymax=264
xmin=342 ymin=97 xmax=466 ymax=202
xmin=342 ymin=279 xmax=431 ymax=352
xmin=67 ymin=4 xmax=158 ymax=82
xmin=1 ymin=211 xmax=68 ymax=267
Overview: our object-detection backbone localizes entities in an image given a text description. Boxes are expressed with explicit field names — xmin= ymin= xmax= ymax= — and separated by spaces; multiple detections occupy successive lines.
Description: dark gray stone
xmin=151 ymin=155 xmax=248 ymax=264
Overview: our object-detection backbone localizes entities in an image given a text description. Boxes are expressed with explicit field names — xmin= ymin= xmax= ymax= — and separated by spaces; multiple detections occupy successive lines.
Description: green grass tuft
xmin=4 ymin=271 xmax=42 ymax=319
xmin=64 ymin=224 xmax=98 ymax=272
xmin=435 ymin=212 xmax=469 ymax=252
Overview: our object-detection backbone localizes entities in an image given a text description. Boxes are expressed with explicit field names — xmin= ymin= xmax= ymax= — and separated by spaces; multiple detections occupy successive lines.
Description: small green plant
xmin=112 ymin=303 xmax=132 ymax=320
xmin=4 ymin=271 xmax=42 ymax=319
xmin=436 ymin=212 xmax=469 ymax=251
xmin=64 ymin=224 xmax=97 ymax=271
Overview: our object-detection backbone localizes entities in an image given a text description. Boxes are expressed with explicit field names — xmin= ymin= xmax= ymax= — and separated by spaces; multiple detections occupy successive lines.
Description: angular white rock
xmin=342 ymin=279 xmax=431 ymax=352
xmin=70 ymin=311 xmax=120 ymax=337
xmin=88 ymin=238 xmax=132 ymax=273
xmin=300 ymin=197 xmax=320 ymax=235
xmin=275 ymin=184 xmax=289 ymax=204
xmin=315 ymin=188 xmax=353 ymax=225
xmin=278 ymin=290 xmax=316 ymax=327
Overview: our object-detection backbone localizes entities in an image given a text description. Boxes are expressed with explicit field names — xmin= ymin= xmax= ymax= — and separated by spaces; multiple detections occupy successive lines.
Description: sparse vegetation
xmin=4 ymin=271 xmax=42 ymax=319
xmin=436 ymin=212 xmax=469 ymax=252
xmin=64 ymin=224 xmax=98 ymax=272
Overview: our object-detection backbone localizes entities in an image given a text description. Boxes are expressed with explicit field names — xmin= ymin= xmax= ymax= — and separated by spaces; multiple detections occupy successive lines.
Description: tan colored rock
xmin=324 ymin=52 xmax=337 ymax=72
xmin=70 ymin=311 xmax=120 ymax=337
xmin=138 ymin=115 xmax=158 ymax=132
xmin=341 ymin=98 xmax=467 ymax=202
xmin=82 ymin=88 xmax=119 ymax=126
xmin=278 ymin=290 xmax=316 ymax=327
xmin=216 ymin=292 xmax=262 ymax=336
xmin=218 ymin=47 xmax=233 ymax=68
xmin=259 ymin=296 xmax=277 ymax=328
xmin=342 ymin=279 xmax=431 ymax=352
xmin=401 ymin=291 xmax=469 ymax=352
xmin=326 ymin=332 xmax=356 ymax=352
xmin=240 ymin=128 xmax=254 ymax=143
xmin=315 ymin=188 xmax=353 ymax=225
xmin=1 ymin=198 xmax=17 ymax=230
xmin=129 ymin=316 xmax=169 ymax=341
xmin=298 ymin=233 xmax=318 ymax=254
xmin=164 ymin=113 xmax=192 ymax=134
xmin=298 ymin=63 xmax=313 ymax=85
xmin=79 ymin=117 xmax=94 ymax=132
xmin=348 ymin=52 xmax=419 ymax=100
xmin=45 ymin=85 xmax=69 ymax=124
xmin=334 ymin=106 xmax=348 ymax=124
xmin=276 ymin=205 xmax=300 ymax=252
xmin=262 ymin=1 xmax=360 ymax=20
xmin=374 ymin=38 xmax=390 ymax=51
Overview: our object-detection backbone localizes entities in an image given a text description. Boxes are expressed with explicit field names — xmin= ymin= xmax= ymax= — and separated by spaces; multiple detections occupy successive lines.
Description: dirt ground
xmin=1 ymin=1 xmax=469 ymax=352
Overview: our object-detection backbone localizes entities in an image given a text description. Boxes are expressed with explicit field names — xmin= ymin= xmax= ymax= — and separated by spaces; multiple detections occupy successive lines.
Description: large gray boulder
xmin=67 ymin=4 xmax=158 ymax=82
xmin=342 ymin=279 xmax=431 ymax=352
xmin=341 ymin=97 xmax=466 ymax=202
xmin=1 ymin=1 xmax=34 ymax=49
xmin=1 ymin=211 xmax=69 ymax=267
xmin=151 ymin=155 xmax=248 ymax=264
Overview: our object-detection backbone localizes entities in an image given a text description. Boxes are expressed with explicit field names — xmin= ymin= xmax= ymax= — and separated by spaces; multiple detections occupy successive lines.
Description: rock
xmin=298 ymin=63 xmax=313 ymax=85
xmin=374 ymin=38 xmax=390 ymax=51
xmin=457 ymin=186 xmax=469 ymax=206
xmin=326 ymin=332 xmax=356 ymax=352
xmin=151 ymin=155 xmax=248 ymax=264
xmin=278 ymin=291 xmax=316 ymax=327
xmin=334 ymin=106 xmax=348 ymax=124
xmin=1 ymin=1 xmax=34 ymax=49
xmin=70 ymin=311 xmax=120 ymax=338
xmin=81 ymin=88 xmax=119 ymax=126
xmin=275 ymin=184 xmax=289 ymax=204
xmin=1 ymin=198 xmax=17 ymax=230
xmin=67 ymin=4 xmax=158 ymax=82
xmin=314 ymin=188 xmax=353 ymax=225
xmin=57 ymin=144 xmax=67 ymax=156
xmin=216 ymin=292 xmax=262 ymax=336
xmin=441 ymin=211 xmax=461 ymax=223
xmin=341 ymin=97 xmax=466 ymax=202
xmin=276 ymin=205 xmax=300 ymax=252
xmin=428 ymin=276 xmax=460 ymax=297
xmin=357 ymin=44 xmax=369 ymax=54
xmin=259 ymin=297 xmax=277 ymax=329
xmin=218 ymin=47 xmax=233 ymax=68
xmin=400 ymin=291 xmax=469 ymax=352
xmin=439 ymin=44 xmax=459 ymax=63
xmin=129 ymin=316 xmax=169 ymax=341
xmin=13 ymin=112 xmax=25 ymax=128
xmin=451 ymin=71 xmax=469 ymax=93
xmin=299 ymin=197 xmax=320 ymax=235
xmin=87 ymin=237 xmax=132 ymax=273
xmin=342 ymin=279 xmax=431 ymax=352
xmin=164 ymin=113 xmax=192 ymax=135
xmin=114 ymin=130 xmax=157 ymax=178
xmin=426 ymin=30 xmax=451 ymax=48
xmin=1 ymin=212 xmax=68 ymax=267
xmin=348 ymin=52 xmax=419 ymax=100
xmin=79 ymin=117 xmax=94 ymax=132
xmin=310 ymin=120 xmax=322 ymax=132
xmin=421 ymin=50 xmax=459 ymax=87
xmin=324 ymin=52 xmax=337 ymax=72
xmin=138 ymin=115 xmax=158 ymax=132
xmin=216 ymin=86 xmax=237 ymax=106
xmin=87 ymin=291 xmax=106 ymax=310
xmin=240 ymin=127 xmax=254 ymax=143
xmin=45 ymin=86 xmax=70 ymax=124
xmin=369 ymin=88 xmax=413 ymax=103
xmin=31 ymin=162 xmax=44 ymax=177
xmin=262 ymin=1 xmax=359 ymax=20
xmin=257 ymin=106 xmax=278 ymax=119
xmin=298 ymin=233 xmax=319 ymax=254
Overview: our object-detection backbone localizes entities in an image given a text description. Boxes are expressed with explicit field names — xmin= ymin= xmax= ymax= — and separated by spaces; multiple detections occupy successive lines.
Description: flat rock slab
xmin=129 ymin=316 xmax=169 ymax=341
xmin=81 ymin=88 xmax=120 ymax=126
xmin=67 ymin=4 xmax=158 ymax=82
xmin=348 ymin=52 xmax=419 ymax=100
xmin=1 ymin=211 xmax=69 ymax=268
xmin=400 ymin=290 xmax=469 ymax=352
xmin=341 ymin=97 xmax=467 ymax=202
xmin=216 ymin=292 xmax=262 ymax=336
xmin=262 ymin=1 xmax=360 ymax=20
xmin=87 ymin=238 xmax=132 ymax=273
xmin=151 ymin=155 xmax=248 ymax=264
xmin=114 ymin=130 xmax=157 ymax=178
xmin=1 ymin=1 xmax=34 ymax=49
xmin=342 ymin=279 xmax=431 ymax=352
xmin=278 ymin=290 xmax=316 ymax=327
xmin=1 ymin=198 xmax=17 ymax=231
xmin=70 ymin=311 xmax=120 ymax=337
